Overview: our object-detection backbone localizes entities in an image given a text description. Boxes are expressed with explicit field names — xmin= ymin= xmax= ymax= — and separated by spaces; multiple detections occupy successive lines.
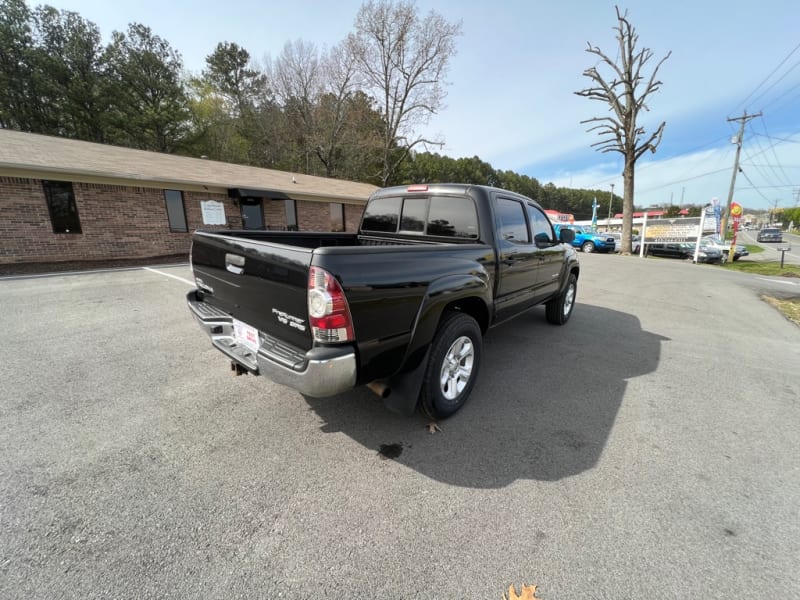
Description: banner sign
xmin=642 ymin=217 xmax=702 ymax=243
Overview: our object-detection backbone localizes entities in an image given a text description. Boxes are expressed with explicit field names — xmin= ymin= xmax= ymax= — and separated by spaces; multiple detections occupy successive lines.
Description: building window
xmin=330 ymin=203 xmax=345 ymax=232
xmin=42 ymin=180 xmax=81 ymax=234
xmin=285 ymin=199 xmax=298 ymax=231
xmin=164 ymin=189 xmax=187 ymax=232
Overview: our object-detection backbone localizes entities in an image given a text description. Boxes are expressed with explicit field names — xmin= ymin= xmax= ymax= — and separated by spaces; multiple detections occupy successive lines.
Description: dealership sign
xmin=642 ymin=217 xmax=703 ymax=243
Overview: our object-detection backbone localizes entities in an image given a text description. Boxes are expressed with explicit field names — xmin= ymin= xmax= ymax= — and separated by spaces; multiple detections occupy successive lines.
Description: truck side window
xmin=362 ymin=197 xmax=401 ymax=232
xmin=496 ymin=198 xmax=530 ymax=244
xmin=427 ymin=196 xmax=478 ymax=238
xmin=527 ymin=204 xmax=554 ymax=244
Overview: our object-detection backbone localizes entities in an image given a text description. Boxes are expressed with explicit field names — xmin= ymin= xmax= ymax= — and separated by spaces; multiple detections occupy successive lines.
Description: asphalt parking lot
xmin=1 ymin=255 xmax=798 ymax=599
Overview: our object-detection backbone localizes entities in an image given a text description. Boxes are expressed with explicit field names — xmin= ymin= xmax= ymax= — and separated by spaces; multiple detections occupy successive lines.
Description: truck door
xmin=527 ymin=203 xmax=565 ymax=302
xmin=494 ymin=196 xmax=540 ymax=322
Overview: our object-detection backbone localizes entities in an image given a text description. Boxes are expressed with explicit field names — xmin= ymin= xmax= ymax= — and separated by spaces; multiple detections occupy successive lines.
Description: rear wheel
xmin=419 ymin=312 xmax=482 ymax=420
xmin=546 ymin=273 xmax=577 ymax=325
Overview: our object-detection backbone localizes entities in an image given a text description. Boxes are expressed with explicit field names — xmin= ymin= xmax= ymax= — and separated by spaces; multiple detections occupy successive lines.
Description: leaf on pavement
xmin=427 ymin=422 xmax=442 ymax=434
xmin=504 ymin=583 xmax=542 ymax=600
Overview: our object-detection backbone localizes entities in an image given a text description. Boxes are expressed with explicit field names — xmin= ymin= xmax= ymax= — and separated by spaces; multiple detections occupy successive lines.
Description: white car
xmin=701 ymin=236 xmax=749 ymax=262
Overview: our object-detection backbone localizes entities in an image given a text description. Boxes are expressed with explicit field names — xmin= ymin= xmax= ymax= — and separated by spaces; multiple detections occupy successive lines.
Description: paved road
xmin=738 ymin=229 xmax=800 ymax=265
xmin=1 ymin=256 xmax=798 ymax=600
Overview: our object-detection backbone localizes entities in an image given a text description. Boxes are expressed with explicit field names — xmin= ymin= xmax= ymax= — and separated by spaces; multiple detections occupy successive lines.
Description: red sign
xmin=730 ymin=202 xmax=742 ymax=231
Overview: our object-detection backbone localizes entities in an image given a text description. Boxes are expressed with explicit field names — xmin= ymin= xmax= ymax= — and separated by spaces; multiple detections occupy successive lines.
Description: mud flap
xmin=382 ymin=347 xmax=431 ymax=416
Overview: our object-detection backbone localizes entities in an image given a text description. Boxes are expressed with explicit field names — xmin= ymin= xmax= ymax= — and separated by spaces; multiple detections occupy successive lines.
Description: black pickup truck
xmin=187 ymin=183 xmax=579 ymax=419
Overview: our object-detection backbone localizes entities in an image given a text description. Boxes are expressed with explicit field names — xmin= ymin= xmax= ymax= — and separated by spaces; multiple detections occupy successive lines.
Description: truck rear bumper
xmin=187 ymin=291 xmax=356 ymax=397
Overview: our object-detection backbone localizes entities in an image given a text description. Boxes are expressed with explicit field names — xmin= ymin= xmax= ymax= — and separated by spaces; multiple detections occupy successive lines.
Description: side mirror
xmin=534 ymin=232 xmax=552 ymax=247
xmin=559 ymin=228 xmax=575 ymax=244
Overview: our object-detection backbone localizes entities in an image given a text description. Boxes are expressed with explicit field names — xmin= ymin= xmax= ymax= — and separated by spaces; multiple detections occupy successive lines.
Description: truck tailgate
xmin=190 ymin=231 xmax=313 ymax=352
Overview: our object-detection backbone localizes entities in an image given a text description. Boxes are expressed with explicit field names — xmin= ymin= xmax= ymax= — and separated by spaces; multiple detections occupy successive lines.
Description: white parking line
xmin=143 ymin=267 xmax=195 ymax=286
xmin=756 ymin=277 xmax=799 ymax=287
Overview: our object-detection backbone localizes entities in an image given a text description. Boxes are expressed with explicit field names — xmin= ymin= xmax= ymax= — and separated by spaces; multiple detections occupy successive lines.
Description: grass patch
xmin=722 ymin=261 xmax=800 ymax=278
xmin=763 ymin=296 xmax=800 ymax=327
xmin=743 ymin=244 xmax=764 ymax=254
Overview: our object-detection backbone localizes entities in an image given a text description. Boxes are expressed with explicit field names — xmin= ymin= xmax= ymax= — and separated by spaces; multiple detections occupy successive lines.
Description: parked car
xmin=601 ymin=231 xmax=622 ymax=252
xmin=757 ymin=227 xmax=783 ymax=242
xmin=646 ymin=242 xmax=723 ymax=263
xmin=701 ymin=236 xmax=749 ymax=262
xmin=551 ymin=224 xmax=616 ymax=253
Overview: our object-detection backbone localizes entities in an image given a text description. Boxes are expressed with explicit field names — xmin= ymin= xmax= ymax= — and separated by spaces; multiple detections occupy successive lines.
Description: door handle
xmin=225 ymin=253 xmax=245 ymax=275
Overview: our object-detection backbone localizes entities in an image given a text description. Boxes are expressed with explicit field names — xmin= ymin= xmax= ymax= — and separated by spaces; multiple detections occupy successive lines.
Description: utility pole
xmin=607 ymin=183 xmax=614 ymax=228
xmin=719 ymin=111 xmax=761 ymax=238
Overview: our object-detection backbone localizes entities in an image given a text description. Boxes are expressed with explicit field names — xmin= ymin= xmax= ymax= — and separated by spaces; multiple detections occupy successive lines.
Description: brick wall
xmin=1 ymin=177 xmax=366 ymax=266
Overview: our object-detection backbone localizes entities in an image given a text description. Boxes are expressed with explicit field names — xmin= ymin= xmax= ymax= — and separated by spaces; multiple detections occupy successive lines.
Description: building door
xmin=240 ymin=198 xmax=264 ymax=229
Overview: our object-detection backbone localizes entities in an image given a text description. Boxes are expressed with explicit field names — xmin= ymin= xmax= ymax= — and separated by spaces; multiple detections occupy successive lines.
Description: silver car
xmin=701 ymin=236 xmax=749 ymax=262
xmin=757 ymin=228 xmax=783 ymax=243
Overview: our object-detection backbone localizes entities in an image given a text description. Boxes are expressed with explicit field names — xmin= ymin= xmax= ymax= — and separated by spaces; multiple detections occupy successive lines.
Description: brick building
xmin=0 ymin=129 xmax=378 ymax=268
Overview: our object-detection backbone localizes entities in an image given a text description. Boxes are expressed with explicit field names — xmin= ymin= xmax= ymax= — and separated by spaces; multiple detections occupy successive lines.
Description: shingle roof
xmin=0 ymin=129 xmax=378 ymax=203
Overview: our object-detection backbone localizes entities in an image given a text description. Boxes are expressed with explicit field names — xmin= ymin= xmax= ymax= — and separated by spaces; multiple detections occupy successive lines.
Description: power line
xmin=738 ymin=168 xmax=772 ymax=202
xmin=760 ymin=79 xmax=800 ymax=112
xmin=746 ymin=118 xmax=793 ymax=188
xmin=745 ymin=57 xmax=800 ymax=110
xmin=736 ymin=41 xmax=800 ymax=111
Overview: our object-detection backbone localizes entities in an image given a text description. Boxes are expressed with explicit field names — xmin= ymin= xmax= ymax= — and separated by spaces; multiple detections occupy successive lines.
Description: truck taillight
xmin=308 ymin=266 xmax=354 ymax=343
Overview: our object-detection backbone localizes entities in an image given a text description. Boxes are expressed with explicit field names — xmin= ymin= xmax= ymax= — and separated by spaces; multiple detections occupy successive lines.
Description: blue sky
xmin=37 ymin=0 xmax=800 ymax=211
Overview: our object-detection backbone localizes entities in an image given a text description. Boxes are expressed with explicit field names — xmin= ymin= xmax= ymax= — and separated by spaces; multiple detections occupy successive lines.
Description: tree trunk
xmin=621 ymin=159 xmax=636 ymax=254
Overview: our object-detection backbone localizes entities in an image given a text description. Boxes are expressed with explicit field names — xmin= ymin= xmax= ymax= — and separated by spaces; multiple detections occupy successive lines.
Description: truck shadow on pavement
xmin=303 ymin=303 xmax=668 ymax=488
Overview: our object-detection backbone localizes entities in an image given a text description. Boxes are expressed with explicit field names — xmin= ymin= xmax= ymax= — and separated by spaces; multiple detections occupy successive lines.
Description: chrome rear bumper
xmin=186 ymin=291 xmax=356 ymax=397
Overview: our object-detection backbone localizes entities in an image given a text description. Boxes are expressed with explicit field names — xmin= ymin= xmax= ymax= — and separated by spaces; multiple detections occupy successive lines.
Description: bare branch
xmin=575 ymin=4 xmax=670 ymax=254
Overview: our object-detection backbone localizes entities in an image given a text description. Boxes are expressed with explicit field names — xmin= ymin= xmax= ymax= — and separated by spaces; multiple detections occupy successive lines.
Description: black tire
xmin=546 ymin=273 xmax=577 ymax=325
xmin=581 ymin=241 xmax=595 ymax=253
xmin=419 ymin=312 xmax=482 ymax=420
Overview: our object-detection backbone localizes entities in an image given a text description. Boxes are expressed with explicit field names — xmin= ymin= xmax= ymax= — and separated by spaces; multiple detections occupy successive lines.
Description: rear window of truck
xmin=361 ymin=195 xmax=479 ymax=239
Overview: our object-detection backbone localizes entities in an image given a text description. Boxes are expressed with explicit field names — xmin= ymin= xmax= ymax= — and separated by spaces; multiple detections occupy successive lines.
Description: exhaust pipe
xmin=367 ymin=380 xmax=391 ymax=399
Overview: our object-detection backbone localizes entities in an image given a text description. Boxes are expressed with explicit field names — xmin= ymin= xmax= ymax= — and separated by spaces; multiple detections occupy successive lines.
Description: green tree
xmin=0 ymin=0 xmax=36 ymax=130
xmin=203 ymin=42 xmax=268 ymax=116
xmin=184 ymin=77 xmax=251 ymax=163
xmin=200 ymin=41 xmax=274 ymax=165
xmin=104 ymin=24 xmax=190 ymax=152
xmin=31 ymin=5 xmax=108 ymax=141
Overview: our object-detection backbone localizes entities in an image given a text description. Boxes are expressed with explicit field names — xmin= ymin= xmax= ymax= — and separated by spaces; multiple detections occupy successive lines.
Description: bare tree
xmin=347 ymin=0 xmax=461 ymax=186
xmin=575 ymin=6 xmax=671 ymax=254
xmin=269 ymin=39 xmax=323 ymax=173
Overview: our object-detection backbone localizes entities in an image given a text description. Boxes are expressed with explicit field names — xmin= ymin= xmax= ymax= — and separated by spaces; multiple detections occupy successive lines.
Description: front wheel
xmin=546 ymin=273 xmax=577 ymax=325
xmin=419 ymin=312 xmax=482 ymax=420
xmin=581 ymin=241 xmax=595 ymax=253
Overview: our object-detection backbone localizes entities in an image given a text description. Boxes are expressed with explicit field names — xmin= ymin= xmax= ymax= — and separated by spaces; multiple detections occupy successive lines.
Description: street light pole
xmin=608 ymin=183 xmax=615 ymax=228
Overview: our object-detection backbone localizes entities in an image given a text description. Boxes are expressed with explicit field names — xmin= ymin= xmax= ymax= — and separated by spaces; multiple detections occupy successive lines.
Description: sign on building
xmin=201 ymin=200 xmax=226 ymax=225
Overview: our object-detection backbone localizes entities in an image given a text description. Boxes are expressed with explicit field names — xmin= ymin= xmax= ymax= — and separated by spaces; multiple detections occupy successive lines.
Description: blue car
xmin=552 ymin=224 xmax=617 ymax=253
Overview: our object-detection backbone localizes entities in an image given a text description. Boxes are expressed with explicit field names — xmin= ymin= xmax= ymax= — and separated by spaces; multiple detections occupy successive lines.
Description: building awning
xmin=227 ymin=188 xmax=291 ymax=200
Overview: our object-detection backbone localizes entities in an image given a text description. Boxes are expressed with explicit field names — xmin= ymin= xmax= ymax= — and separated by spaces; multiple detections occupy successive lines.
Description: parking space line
xmin=756 ymin=277 xmax=799 ymax=286
xmin=143 ymin=267 xmax=195 ymax=286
